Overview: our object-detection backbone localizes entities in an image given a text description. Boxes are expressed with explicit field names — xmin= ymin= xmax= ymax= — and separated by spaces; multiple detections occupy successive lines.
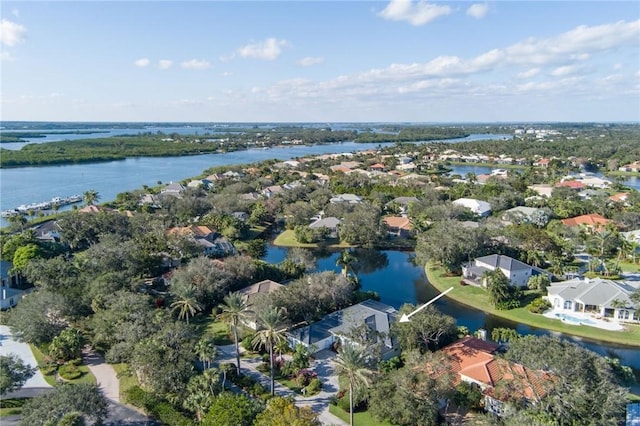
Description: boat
xmin=4 ymin=194 xmax=85 ymax=216
xmin=1 ymin=209 xmax=21 ymax=218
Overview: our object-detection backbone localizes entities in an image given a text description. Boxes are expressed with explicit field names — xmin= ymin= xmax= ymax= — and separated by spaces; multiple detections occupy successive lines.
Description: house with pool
xmin=545 ymin=278 xmax=640 ymax=324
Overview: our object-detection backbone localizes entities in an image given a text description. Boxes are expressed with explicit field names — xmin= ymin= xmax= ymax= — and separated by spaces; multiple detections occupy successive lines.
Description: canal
xmin=264 ymin=245 xmax=640 ymax=370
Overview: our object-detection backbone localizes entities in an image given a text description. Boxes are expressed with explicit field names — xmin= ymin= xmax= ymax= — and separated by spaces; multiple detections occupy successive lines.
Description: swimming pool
xmin=554 ymin=313 xmax=596 ymax=325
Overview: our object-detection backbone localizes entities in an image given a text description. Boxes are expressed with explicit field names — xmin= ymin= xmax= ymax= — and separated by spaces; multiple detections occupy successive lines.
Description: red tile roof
xmin=561 ymin=213 xmax=612 ymax=228
xmin=555 ymin=180 xmax=585 ymax=189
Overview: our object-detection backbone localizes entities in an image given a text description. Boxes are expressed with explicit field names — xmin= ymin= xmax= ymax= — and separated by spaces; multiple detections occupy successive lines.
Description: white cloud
xmin=0 ymin=19 xmax=26 ymax=47
xmin=12 ymin=9 xmax=19 ymax=17
xmin=221 ymin=71 xmax=233 ymax=77
xmin=378 ymin=0 xmax=452 ymax=26
xmin=517 ymin=68 xmax=540 ymax=79
xmin=181 ymin=59 xmax=211 ymax=70
xmin=134 ymin=58 xmax=150 ymax=67
xmin=158 ymin=59 xmax=173 ymax=69
xmin=550 ymin=64 xmax=582 ymax=76
xmin=612 ymin=63 xmax=623 ymax=70
xmin=298 ymin=56 xmax=325 ymax=67
xmin=238 ymin=38 xmax=288 ymax=60
xmin=466 ymin=3 xmax=488 ymax=19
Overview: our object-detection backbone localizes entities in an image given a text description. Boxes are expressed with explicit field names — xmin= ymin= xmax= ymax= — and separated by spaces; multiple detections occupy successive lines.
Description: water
xmin=554 ymin=313 xmax=596 ymax=325
xmin=0 ymin=133 xmax=508 ymax=226
xmin=264 ymin=245 xmax=640 ymax=370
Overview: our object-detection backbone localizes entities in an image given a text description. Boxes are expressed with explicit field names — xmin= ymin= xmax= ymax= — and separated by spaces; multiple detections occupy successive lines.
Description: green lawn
xmin=329 ymin=404 xmax=393 ymax=426
xmin=619 ymin=260 xmax=639 ymax=273
xmin=273 ymin=230 xmax=353 ymax=249
xmin=112 ymin=363 xmax=139 ymax=400
xmin=29 ymin=344 xmax=96 ymax=385
xmin=0 ymin=398 xmax=27 ymax=417
xmin=425 ymin=263 xmax=640 ymax=346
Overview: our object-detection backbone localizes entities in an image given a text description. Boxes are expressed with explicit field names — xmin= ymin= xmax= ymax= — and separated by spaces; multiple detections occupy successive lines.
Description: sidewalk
xmin=216 ymin=344 xmax=347 ymax=426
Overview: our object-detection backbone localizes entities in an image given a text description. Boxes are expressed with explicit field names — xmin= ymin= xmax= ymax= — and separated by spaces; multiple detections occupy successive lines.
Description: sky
xmin=1 ymin=1 xmax=639 ymax=123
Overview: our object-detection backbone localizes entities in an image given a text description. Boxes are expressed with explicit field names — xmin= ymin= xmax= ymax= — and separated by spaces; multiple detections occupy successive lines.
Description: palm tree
xmin=336 ymin=249 xmax=357 ymax=279
xmin=170 ymin=284 xmax=203 ymax=325
xmin=251 ymin=307 xmax=287 ymax=396
xmin=7 ymin=214 xmax=27 ymax=231
xmin=333 ymin=343 xmax=373 ymax=426
xmin=217 ymin=291 xmax=251 ymax=376
xmin=83 ymin=189 xmax=100 ymax=206
xmin=195 ymin=337 xmax=218 ymax=370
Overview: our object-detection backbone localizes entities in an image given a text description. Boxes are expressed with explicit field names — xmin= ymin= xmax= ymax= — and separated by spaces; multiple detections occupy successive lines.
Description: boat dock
xmin=1 ymin=195 xmax=83 ymax=217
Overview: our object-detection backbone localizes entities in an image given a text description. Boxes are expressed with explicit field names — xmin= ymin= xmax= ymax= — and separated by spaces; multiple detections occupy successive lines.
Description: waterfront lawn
xmin=426 ymin=263 xmax=640 ymax=346
xmin=329 ymin=404 xmax=393 ymax=426
xmin=273 ymin=229 xmax=352 ymax=249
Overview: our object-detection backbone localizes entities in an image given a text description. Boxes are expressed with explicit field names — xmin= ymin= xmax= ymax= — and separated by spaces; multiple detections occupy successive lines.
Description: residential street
xmin=216 ymin=344 xmax=347 ymax=426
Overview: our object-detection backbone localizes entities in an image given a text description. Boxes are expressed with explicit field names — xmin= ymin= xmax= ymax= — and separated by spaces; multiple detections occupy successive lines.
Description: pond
xmin=264 ymin=244 xmax=640 ymax=370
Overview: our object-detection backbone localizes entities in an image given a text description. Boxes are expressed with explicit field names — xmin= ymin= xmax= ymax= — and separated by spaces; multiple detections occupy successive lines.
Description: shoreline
xmin=424 ymin=262 xmax=640 ymax=348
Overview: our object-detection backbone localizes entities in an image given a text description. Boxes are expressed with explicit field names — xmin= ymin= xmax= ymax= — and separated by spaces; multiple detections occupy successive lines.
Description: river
xmin=263 ymin=245 xmax=640 ymax=370
xmin=0 ymin=133 xmax=507 ymax=226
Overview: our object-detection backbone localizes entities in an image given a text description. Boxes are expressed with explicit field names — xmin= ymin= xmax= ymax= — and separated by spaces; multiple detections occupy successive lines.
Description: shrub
xmin=41 ymin=363 xmax=58 ymax=376
xmin=250 ymin=382 xmax=267 ymax=397
xmin=337 ymin=395 xmax=351 ymax=412
xmin=527 ymin=297 xmax=552 ymax=314
xmin=306 ymin=378 xmax=322 ymax=394
xmin=58 ymin=363 xmax=82 ymax=380
xmin=242 ymin=333 xmax=257 ymax=352
xmin=123 ymin=386 xmax=193 ymax=425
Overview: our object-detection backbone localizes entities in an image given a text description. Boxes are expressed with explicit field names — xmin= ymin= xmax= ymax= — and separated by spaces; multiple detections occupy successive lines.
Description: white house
xmin=329 ymin=194 xmax=363 ymax=204
xmin=463 ymin=254 xmax=548 ymax=288
xmin=452 ymin=198 xmax=492 ymax=217
xmin=1 ymin=261 xmax=30 ymax=311
xmin=287 ymin=299 xmax=399 ymax=359
xmin=546 ymin=278 xmax=640 ymax=323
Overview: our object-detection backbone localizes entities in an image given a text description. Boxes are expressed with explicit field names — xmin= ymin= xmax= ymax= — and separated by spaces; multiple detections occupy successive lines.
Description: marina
xmin=1 ymin=194 xmax=83 ymax=217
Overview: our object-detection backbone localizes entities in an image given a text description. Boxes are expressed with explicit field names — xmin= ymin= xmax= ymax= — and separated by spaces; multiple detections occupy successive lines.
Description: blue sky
xmin=1 ymin=1 xmax=639 ymax=122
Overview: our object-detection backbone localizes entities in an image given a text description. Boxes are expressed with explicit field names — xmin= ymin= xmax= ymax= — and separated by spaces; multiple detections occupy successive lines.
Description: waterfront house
xmin=161 ymin=182 xmax=186 ymax=197
xmin=434 ymin=337 xmax=554 ymax=417
xmin=238 ymin=279 xmax=285 ymax=329
xmin=452 ymin=198 xmax=492 ymax=217
xmin=383 ymin=216 xmax=413 ymax=237
xmin=287 ymin=299 xmax=399 ymax=359
xmin=462 ymin=254 xmax=549 ymax=288
xmin=546 ymin=277 xmax=640 ymax=323
xmin=309 ymin=217 xmax=341 ymax=238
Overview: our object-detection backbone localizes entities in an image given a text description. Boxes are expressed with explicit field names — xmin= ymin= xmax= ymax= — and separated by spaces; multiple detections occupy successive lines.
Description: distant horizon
xmin=2 ymin=120 xmax=639 ymax=125
xmin=1 ymin=1 xmax=638 ymax=122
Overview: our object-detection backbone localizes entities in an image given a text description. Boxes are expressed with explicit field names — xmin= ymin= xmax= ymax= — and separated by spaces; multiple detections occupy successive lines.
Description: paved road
xmin=217 ymin=344 xmax=347 ymax=426
xmin=82 ymin=348 xmax=121 ymax=402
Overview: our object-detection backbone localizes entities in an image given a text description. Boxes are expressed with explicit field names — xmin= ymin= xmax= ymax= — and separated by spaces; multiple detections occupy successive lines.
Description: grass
xmin=0 ymin=398 xmax=27 ymax=417
xmin=273 ymin=230 xmax=353 ymax=249
xmin=28 ymin=344 xmax=96 ymax=385
xmin=619 ymin=260 xmax=639 ymax=273
xmin=112 ymin=363 xmax=139 ymax=400
xmin=190 ymin=314 xmax=236 ymax=345
xmin=329 ymin=404 xmax=393 ymax=426
xmin=425 ymin=263 xmax=640 ymax=347
xmin=629 ymin=393 xmax=640 ymax=403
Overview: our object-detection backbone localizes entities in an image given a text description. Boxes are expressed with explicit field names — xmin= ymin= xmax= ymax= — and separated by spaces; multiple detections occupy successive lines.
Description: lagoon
xmin=264 ymin=245 xmax=640 ymax=370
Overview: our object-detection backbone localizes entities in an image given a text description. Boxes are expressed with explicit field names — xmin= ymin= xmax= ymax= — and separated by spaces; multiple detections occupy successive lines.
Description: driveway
xmin=0 ymin=325 xmax=51 ymax=391
xmin=217 ymin=344 xmax=347 ymax=426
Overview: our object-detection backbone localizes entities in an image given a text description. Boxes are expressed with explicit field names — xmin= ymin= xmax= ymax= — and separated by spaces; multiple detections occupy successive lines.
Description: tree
xmin=12 ymin=244 xmax=42 ymax=272
xmin=48 ymin=328 xmax=84 ymax=362
xmin=7 ymin=214 xmax=28 ymax=232
xmin=8 ymin=290 xmax=70 ymax=345
xmin=170 ymin=283 xmax=203 ymax=324
xmin=391 ymin=304 xmax=457 ymax=352
xmin=490 ymin=327 xmax=521 ymax=344
xmin=195 ymin=337 xmax=218 ymax=370
xmin=169 ymin=256 xmax=232 ymax=310
xmin=202 ymin=392 xmax=263 ymax=426
xmin=252 ymin=307 xmax=287 ymax=396
xmin=484 ymin=270 xmax=519 ymax=309
xmin=20 ymin=383 xmax=108 ymax=425
xmin=217 ymin=291 xmax=251 ymax=376
xmin=333 ymin=343 xmax=373 ymax=426
xmin=0 ymin=354 xmax=35 ymax=395
xmin=503 ymin=335 xmax=628 ymax=424
xmin=369 ymin=365 xmax=442 ymax=426
xmin=415 ymin=220 xmax=488 ymax=273
xmin=527 ymin=274 xmax=550 ymax=291
xmin=83 ymin=190 xmax=100 ymax=206
xmin=336 ymin=249 xmax=357 ymax=280
xmin=254 ymin=396 xmax=321 ymax=426
xmin=339 ymin=203 xmax=385 ymax=247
